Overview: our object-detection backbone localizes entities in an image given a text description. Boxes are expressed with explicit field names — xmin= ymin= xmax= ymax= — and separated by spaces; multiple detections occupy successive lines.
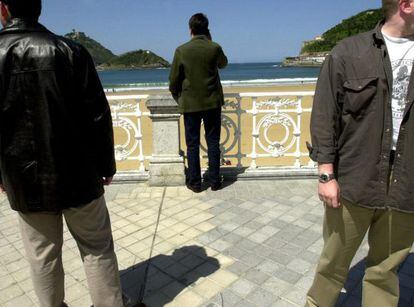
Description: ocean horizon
xmin=98 ymin=62 xmax=321 ymax=91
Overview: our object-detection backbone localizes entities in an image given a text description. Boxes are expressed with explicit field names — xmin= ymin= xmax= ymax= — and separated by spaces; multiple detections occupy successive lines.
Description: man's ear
xmin=400 ymin=0 xmax=414 ymax=15
xmin=0 ymin=3 xmax=10 ymax=21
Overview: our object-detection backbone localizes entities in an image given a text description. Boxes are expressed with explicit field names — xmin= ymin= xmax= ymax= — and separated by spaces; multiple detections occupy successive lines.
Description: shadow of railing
xmin=336 ymin=253 xmax=414 ymax=307
xmin=120 ymin=245 xmax=220 ymax=306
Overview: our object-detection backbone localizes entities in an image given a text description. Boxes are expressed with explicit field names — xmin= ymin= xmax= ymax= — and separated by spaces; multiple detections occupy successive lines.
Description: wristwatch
xmin=319 ymin=173 xmax=335 ymax=183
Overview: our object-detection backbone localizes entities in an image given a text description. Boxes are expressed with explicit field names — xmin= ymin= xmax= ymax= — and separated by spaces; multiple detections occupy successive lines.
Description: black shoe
xmin=211 ymin=182 xmax=222 ymax=191
xmin=186 ymin=184 xmax=202 ymax=193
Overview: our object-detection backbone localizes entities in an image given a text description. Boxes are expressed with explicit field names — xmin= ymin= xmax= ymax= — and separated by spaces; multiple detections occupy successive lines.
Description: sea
xmin=98 ymin=62 xmax=321 ymax=91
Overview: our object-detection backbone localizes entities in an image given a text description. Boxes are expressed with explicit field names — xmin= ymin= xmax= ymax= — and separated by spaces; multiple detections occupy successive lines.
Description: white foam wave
xmin=103 ymin=77 xmax=318 ymax=92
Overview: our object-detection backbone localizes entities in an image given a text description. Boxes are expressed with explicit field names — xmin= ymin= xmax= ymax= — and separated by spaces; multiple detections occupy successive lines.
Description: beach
xmin=108 ymin=83 xmax=316 ymax=173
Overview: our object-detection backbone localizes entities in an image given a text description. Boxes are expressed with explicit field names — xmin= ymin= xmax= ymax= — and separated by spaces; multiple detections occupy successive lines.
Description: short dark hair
xmin=189 ymin=13 xmax=209 ymax=36
xmin=382 ymin=0 xmax=399 ymax=19
xmin=2 ymin=0 xmax=42 ymax=20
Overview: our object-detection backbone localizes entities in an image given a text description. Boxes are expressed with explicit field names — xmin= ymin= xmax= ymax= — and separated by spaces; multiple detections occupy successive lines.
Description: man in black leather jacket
xmin=0 ymin=1 xmax=125 ymax=306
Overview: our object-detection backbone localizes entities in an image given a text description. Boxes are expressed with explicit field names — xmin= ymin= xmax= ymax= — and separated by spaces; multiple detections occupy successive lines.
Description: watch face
xmin=320 ymin=174 xmax=329 ymax=181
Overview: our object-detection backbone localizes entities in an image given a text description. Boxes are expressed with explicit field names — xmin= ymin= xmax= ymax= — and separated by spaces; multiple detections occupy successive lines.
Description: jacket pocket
xmin=343 ymin=77 xmax=378 ymax=115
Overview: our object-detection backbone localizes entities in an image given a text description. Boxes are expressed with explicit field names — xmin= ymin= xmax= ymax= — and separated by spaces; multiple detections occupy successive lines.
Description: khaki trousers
xmin=305 ymin=199 xmax=414 ymax=307
xmin=19 ymin=196 xmax=123 ymax=307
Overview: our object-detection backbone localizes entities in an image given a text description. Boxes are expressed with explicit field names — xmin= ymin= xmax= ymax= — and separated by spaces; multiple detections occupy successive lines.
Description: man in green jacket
xmin=169 ymin=13 xmax=228 ymax=193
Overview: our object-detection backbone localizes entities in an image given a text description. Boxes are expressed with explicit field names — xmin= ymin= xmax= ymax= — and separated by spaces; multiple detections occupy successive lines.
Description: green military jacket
xmin=169 ymin=35 xmax=228 ymax=113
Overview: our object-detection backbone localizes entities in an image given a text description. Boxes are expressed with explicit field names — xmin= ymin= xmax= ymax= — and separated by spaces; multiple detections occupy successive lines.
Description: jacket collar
xmin=372 ymin=19 xmax=386 ymax=47
xmin=0 ymin=18 xmax=49 ymax=35
xmin=191 ymin=35 xmax=208 ymax=41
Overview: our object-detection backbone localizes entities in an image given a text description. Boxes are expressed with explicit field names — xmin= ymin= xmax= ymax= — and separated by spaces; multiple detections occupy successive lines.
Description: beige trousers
xmin=19 ymin=196 xmax=123 ymax=307
xmin=305 ymin=199 xmax=414 ymax=307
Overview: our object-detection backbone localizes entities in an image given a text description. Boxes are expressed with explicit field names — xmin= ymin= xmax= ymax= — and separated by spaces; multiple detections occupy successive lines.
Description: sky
xmin=41 ymin=0 xmax=381 ymax=63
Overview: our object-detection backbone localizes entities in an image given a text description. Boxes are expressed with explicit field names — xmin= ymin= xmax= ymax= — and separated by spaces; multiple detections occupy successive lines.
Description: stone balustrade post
xmin=146 ymin=95 xmax=185 ymax=186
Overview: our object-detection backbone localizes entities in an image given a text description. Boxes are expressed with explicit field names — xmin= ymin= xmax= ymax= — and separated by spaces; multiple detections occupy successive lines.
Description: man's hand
xmin=318 ymin=163 xmax=341 ymax=208
xmin=103 ymin=177 xmax=113 ymax=186
xmin=319 ymin=180 xmax=341 ymax=208
xmin=0 ymin=184 xmax=5 ymax=193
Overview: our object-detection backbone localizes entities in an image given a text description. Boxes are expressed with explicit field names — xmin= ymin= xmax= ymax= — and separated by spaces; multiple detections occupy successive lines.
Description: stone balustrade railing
xmin=107 ymin=91 xmax=317 ymax=185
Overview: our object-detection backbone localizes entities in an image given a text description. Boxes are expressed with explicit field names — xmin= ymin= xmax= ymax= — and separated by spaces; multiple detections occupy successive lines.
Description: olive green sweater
xmin=169 ymin=35 xmax=228 ymax=113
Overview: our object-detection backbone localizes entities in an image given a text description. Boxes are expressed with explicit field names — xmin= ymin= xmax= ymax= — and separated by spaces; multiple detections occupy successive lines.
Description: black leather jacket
xmin=0 ymin=19 xmax=116 ymax=212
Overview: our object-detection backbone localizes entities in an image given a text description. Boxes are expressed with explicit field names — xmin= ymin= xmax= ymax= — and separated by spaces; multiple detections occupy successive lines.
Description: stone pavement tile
xmin=286 ymin=259 xmax=313 ymax=275
xmin=207 ymin=270 xmax=239 ymax=288
xmin=0 ymin=274 xmax=17 ymax=290
xmin=257 ymin=259 xmax=283 ymax=275
xmin=298 ymin=250 xmax=320 ymax=264
xmin=295 ymin=275 xmax=314 ymax=290
xmin=213 ymin=253 xmax=235 ymax=269
xmin=240 ymin=252 xmax=265 ymax=267
xmin=247 ymin=287 xmax=279 ymax=306
xmin=229 ymin=278 xmax=257 ymax=297
xmin=221 ymin=232 xmax=244 ymax=244
xmin=227 ymin=261 xmax=251 ymax=276
xmin=262 ymin=276 xmax=293 ymax=297
xmin=268 ymin=251 xmax=292 ymax=266
xmin=281 ymin=286 xmax=307 ymax=306
xmin=223 ymin=246 xmax=247 ymax=260
xmin=237 ymin=238 xmax=259 ymax=251
xmin=274 ymin=267 xmax=302 ymax=284
xmin=0 ymin=284 xmax=24 ymax=304
xmin=194 ymin=222 xmax=216 ymax=233
xmin=244 ymin=268 xmax=271 ymax=285
xmin=3 ymin=294 xmax=35 ymax=307
xmin=209 ymin=239 xmax=232 ymax=253
xmin=18 ymin=277 xmax=34 ymax=292
xmin=171 ymin=290 xmax=204 ymax=307
xmin=4 ymin=257 xmax=29 ymax=273
xmin=218 ymin=289 xmax=243 ymax=306
xmin=65 ymin=282 xmax=90 ymax=303
xmin=192 ymin=278 xmax=223 ymax=299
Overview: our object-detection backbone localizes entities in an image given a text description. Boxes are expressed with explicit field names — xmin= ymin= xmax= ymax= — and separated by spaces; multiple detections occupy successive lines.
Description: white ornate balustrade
xmin=242 ymin=91 xmax=315 ymax=170
xmin=107 ymin=95 xmax=150 ymax=181
xmin=106 ymin=91 xmax=317 ymax=182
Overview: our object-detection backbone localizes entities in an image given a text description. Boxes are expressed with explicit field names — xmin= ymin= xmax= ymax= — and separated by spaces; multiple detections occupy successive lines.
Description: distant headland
xmin=64 ymin=30 xmax=170 ymax=70
xmin=282 ymin=9 xmax=383 ymax=67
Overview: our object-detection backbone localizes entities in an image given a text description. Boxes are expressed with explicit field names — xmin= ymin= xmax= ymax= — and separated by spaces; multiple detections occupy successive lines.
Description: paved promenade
xmin=0 ymin=179 xmax=413 ymax=307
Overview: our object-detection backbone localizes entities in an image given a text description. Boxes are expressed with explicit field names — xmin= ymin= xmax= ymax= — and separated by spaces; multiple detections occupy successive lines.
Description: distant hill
xmin=64 ymin=30 xmax=170 ymax=69
xmin=283 ymin=9 xmax=384 ymax=67
xmin=102 ymin=50 xmax=170 ymax=70
xmin=64 ymin=31 xmax=115 ymax=65
xmin=301 ymin=9 xmax=383 ymax=54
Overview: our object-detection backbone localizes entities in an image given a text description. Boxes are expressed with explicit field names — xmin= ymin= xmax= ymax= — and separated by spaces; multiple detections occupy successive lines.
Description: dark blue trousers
xmin=184 ymin=107 xmax=221 ymax=187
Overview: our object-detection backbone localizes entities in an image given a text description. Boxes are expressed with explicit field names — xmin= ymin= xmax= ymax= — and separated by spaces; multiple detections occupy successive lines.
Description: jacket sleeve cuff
xmin=307 ymin=142 xmax=336 ymax=164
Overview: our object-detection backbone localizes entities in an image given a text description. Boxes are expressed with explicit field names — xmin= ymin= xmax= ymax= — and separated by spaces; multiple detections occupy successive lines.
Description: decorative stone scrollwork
xmin=112 ymin=117 xmax=140 ymax=161
xmin=256 ymin=113 xmax=297 ymax=157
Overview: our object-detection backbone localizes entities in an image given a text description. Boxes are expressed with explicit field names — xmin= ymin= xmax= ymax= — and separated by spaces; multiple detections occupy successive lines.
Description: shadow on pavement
xmin=120 ymin=245 xmax=220 ymax=306
xmin=336 ymin=253 xmax=414 ymax=307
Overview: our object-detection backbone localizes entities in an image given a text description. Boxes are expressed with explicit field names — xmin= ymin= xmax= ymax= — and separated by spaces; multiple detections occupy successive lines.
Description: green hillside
xmin=64 ymin=31 xmax=115 ymax=65
xmin=64 ymin=31 xmax=170 ymax=69
xmin=104 ymin=50 xmax=170 ymax=69
xmin=301 ymin=9 xmax=383 ymax=54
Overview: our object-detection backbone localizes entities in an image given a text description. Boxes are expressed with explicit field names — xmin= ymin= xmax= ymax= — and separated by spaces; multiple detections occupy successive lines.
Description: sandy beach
xmin=107 ymin=83 xmax=316 ymax=172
